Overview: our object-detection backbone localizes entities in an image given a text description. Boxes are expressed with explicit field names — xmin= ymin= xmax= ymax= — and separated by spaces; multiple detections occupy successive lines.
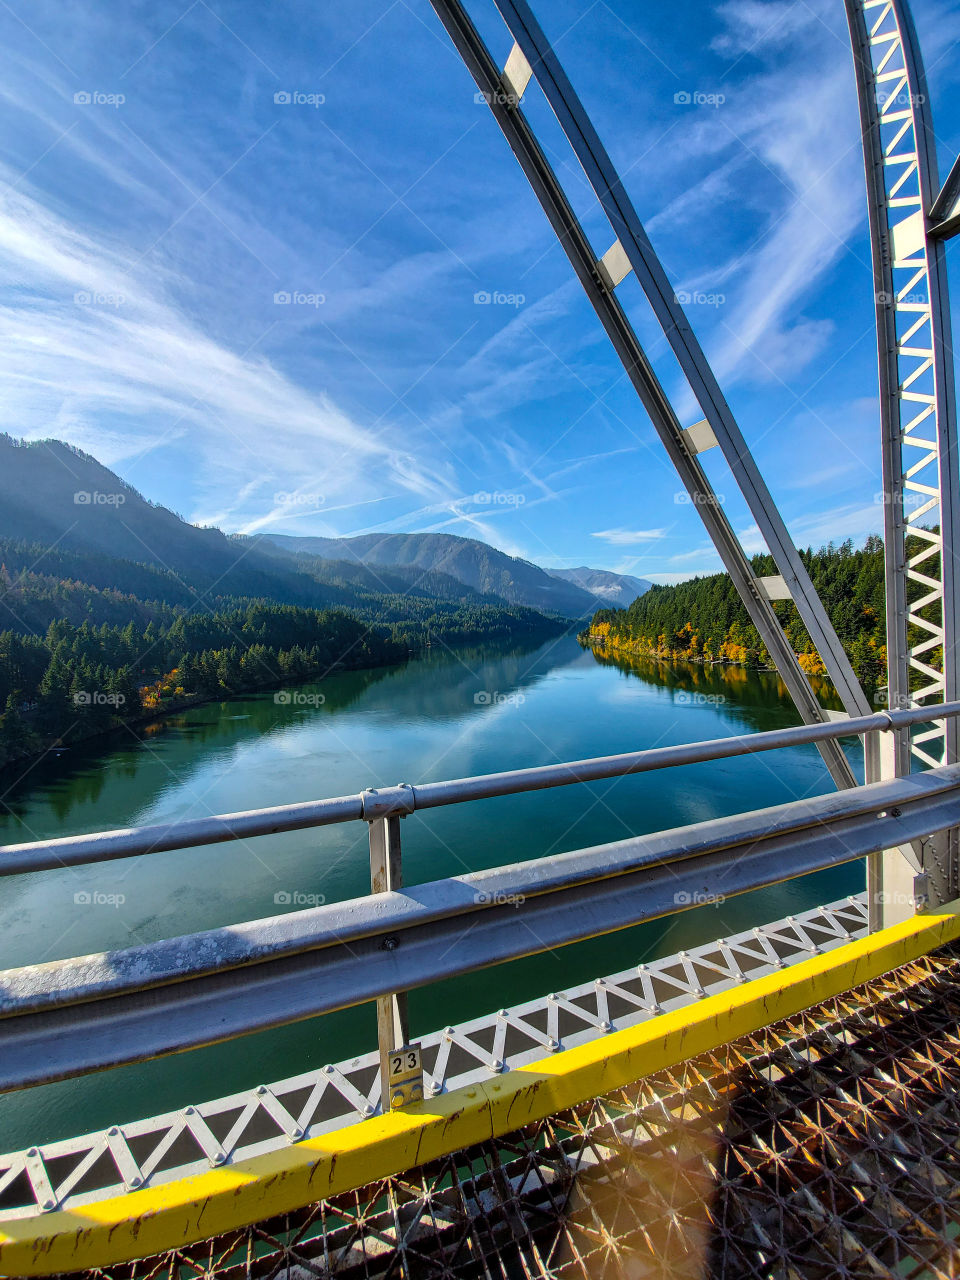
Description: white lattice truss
xmin=0 ymin=896 xmax=869 ymax=1222
xmin=867 ymin=0 xmax=950 ymax=766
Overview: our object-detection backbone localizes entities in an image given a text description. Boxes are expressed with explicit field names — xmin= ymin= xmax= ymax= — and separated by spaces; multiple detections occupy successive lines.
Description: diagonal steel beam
xmin=930 ymin=152 xmax=960 ymax=239
xmin=483 ymin=0 xmax=873 ymax=723
xmin=428 ymin=0 xmax=864 ymax=788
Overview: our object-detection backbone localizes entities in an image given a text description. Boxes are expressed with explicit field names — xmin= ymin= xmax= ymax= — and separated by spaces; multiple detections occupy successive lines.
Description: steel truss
xmin=428 ymin=0 xmax=874 ymax=792
xmin=844 ymin=0 xmax=960 ymax=906
xmin=845 ymin=0 xmax=960 ymax=780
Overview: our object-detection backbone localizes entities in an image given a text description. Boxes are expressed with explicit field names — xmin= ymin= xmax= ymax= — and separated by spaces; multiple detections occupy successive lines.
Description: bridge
xmin=3 ymin=0 xmax=960 ymax=1275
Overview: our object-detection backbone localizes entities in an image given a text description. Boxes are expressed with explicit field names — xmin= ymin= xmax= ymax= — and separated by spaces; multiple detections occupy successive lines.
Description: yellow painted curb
xmin=3 ymin=903 xmax=959 ymax=1277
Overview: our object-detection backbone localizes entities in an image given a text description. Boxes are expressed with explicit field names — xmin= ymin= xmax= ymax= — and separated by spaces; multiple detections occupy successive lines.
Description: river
xmin=0 ymin=635 xmax=863 ymax=1149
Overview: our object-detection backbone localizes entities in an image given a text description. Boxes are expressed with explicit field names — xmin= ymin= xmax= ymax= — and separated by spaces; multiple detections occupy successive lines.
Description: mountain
xmin=0 ymin=437 xmax=648 ymax=621
xmin=548 ymin=566 xmax=650 ymax=606
xmin=262 ymin=533 xmax=605 ymax=617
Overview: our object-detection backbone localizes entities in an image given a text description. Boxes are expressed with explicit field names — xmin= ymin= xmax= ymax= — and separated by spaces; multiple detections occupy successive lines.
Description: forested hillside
xmin=582 ymin=538 xmax=891 ymax=689
xmin=0 ymin=599 xmax=563 ymax=770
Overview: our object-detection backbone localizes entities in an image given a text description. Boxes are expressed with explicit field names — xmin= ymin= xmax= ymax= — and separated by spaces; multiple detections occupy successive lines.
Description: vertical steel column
xmin=428 ymin=0 xmax=865 ymax=790
xmin=845 ymin=0 xmax=960 ymax=909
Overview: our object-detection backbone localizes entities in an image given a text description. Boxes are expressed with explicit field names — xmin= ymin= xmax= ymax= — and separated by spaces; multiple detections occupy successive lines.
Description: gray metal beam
xmin=0 ymin=767 xmax=957 ymax=1091
xmin=4 ymin=703 xmax=960 ymax=876
xmin=930 ymin=152 xmax=960 ymax=239
xmin=427 ymin=0 xmax=861 ymax=790
xmin=844 ymin=0 xmax=960 ymax=902
xmin=483 ymin=0 xmax=873 ymax=723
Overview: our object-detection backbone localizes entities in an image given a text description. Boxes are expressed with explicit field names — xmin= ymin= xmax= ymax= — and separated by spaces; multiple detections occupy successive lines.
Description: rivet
xmin=27 ymin=1148 xmax=38 ymax=1158
xmin=600 ymin=1021 xmax=612 ymax=1033
xmin=498 ymin=1009 xmax=508 ymax=1017
xmin=41 ymin=1199 xmax=55 ymax=1212
xmin=290 ymin=1127 xmax=303 ymax=1140
xmin=184 ymin=1106 xmax=195 ymax=1116
xmin=107 ymin=1127 xmax=119 ymax=1137
xmin=212 ymin=1152 xmax=226 ymax=1165
xmin=324 ymin=1064 xmax=334 ymax=1074
xmin=548 ymin=1038 xmax=559 ymax=1051
xmin=130 ymin=1176 xmax=142 ymax=1188
xmin=490 ymin=1059 xmax=503 ymax=1072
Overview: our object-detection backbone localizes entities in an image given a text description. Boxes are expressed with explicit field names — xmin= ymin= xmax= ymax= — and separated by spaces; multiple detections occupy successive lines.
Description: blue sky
xmin=1 ymin=0 xmax=959 ymax=583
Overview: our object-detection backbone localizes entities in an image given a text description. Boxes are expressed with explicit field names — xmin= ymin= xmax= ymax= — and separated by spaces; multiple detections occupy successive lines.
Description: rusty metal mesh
xmin=70 ymin=941 xmax=960 ymax=1280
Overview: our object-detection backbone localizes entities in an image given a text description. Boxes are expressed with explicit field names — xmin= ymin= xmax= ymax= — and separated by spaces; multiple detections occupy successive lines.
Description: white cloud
xmin=591 ymin=528 xmax=668 ymax=545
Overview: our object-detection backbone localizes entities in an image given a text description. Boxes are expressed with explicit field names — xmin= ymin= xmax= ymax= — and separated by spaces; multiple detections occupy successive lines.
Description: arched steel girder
xmin=428 ymin=0 xmax=871 ymax=790
xmin=844 ymin=0 xmax=960 ymax=799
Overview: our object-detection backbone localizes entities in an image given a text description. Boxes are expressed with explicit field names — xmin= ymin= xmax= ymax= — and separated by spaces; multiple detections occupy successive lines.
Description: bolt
xmin=256 ymin=1085 xmax=267 ymax=1096
xmin=130 ymin=1176 xmax=142 ymax=1188
xmin=382 ymin=935 xmax=399 ymax=951
xmin=41 ymin=1199 xmax=55 ymax=1212
xmin=212 ymin=1152 xmax=226 ymax=1165
xmin=600 ymin=1021 xmax=612 ymax=1033
xmin=490 ymin=1059 xmax=504 ymax=1072
xmin=325 ymin=1064 xmax=334 ymax=1074
xmin=290 ymin=1127 xmax=303 ymax=1140
xmin=548 ymin=1038 xmax=559 ymax=1051
xmin=26 ymin=1148 xmax=38 ymax=1158
xmin=184 ymin=1106 xmax=195 ymax=1116
xmin=108 ymin=1127 xmax=119 ymax=1137
xmin=498 ymin=1009 xmax=508 ymax=1017
xmin=891 ymin=806 xmax=902 ymax=818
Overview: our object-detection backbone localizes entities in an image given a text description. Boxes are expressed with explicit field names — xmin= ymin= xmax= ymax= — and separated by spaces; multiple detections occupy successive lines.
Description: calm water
xmin=0 ymin=636 xmax=863 ymax=1149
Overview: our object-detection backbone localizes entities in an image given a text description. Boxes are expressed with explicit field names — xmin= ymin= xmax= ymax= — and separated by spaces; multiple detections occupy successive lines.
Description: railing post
xmin=368 ymin=813 xmax=423 ymax=1111
xmin=865 ymin=727 xmax=924 ymax=929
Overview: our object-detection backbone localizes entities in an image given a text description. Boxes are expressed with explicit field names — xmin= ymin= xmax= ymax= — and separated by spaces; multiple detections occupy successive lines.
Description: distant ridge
xmin=261 ymin=532 xmax=649 ymax=616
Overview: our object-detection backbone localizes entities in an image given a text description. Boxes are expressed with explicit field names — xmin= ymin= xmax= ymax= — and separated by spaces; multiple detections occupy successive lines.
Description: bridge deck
xmin=66 ymin=940 xmax=960 ymax=1280
xmin=5 ymin=906 xmax=960 ymax=1278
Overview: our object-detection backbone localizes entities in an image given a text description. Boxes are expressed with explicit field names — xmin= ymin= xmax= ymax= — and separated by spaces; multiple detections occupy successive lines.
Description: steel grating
xmin=0 ymin=897 xmax=870 ymax=1220
xmin=55 ymin=913 xmax=960 ymax=1280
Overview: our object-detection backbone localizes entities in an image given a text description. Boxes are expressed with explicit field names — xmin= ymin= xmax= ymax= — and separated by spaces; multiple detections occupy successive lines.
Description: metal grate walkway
xmin=60 ymin=937 xmax=960 ymax=1280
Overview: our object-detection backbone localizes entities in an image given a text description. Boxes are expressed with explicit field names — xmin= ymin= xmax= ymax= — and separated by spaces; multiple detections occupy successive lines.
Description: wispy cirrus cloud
xmin=591 ymin=528 xmax=669 ymax=546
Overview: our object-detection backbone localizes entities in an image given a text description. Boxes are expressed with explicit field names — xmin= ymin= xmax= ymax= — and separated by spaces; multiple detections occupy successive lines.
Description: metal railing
xmin=2 ymin=701 xmax=960 ymax=1107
